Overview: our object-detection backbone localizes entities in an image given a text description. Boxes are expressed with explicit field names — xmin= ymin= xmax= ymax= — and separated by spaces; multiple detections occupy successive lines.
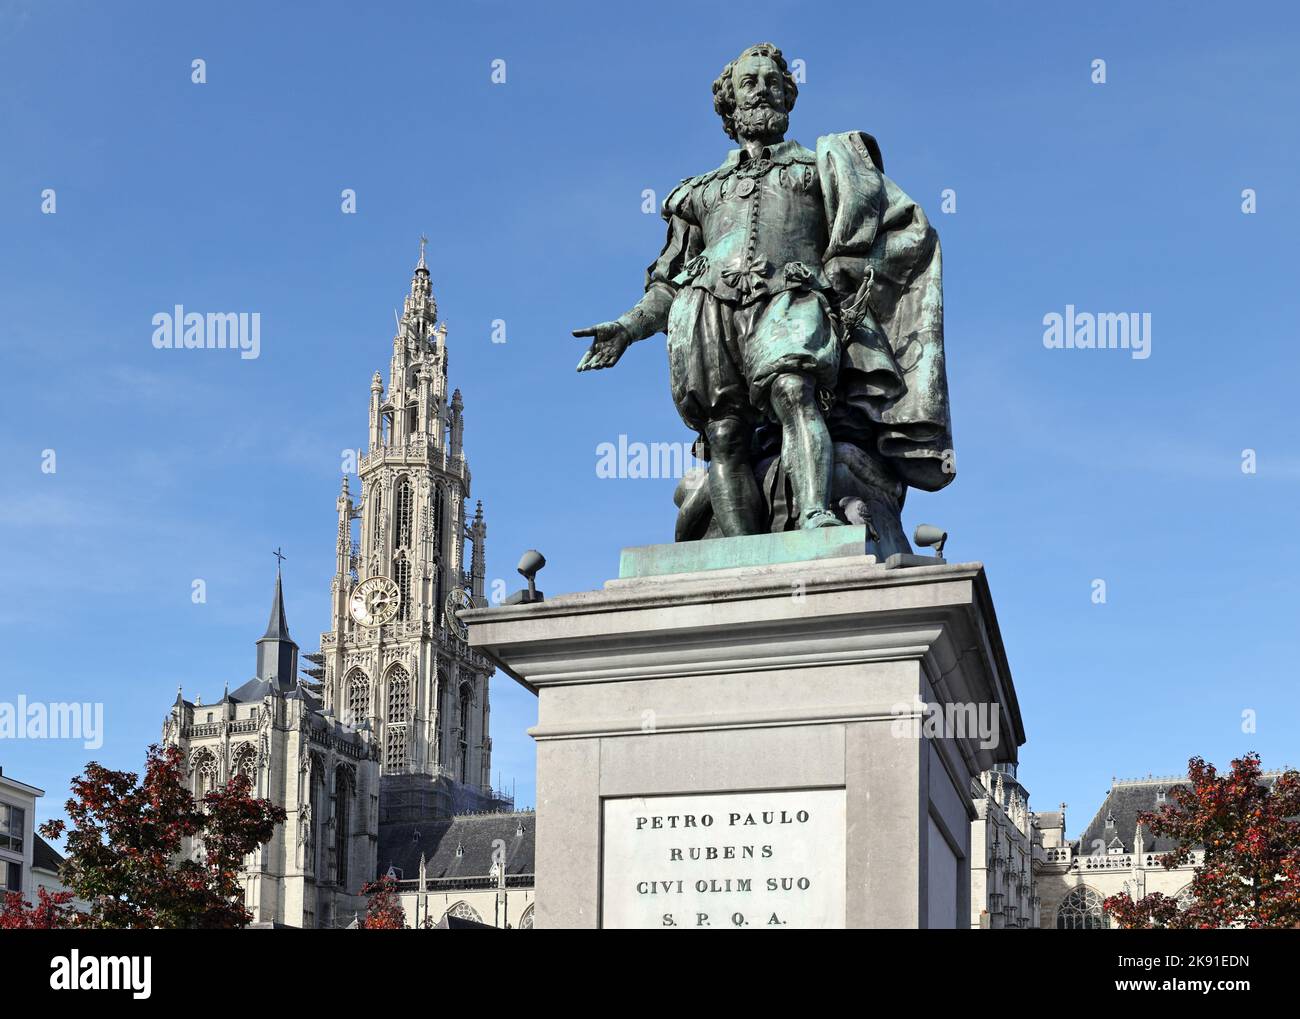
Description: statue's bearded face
xmin=730 ymin=54 xmax=789 ymax=142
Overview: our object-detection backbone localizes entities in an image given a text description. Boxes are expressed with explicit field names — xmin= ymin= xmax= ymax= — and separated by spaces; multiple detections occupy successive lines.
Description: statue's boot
xmin=801 ymin=507 xmax=843 ymax=529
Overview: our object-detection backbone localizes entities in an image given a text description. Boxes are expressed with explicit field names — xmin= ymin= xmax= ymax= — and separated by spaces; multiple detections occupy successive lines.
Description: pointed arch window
xmin=395 ymin=477 xmax=413 ymax=549
xmin=308 ymin=755 xmax=325 ymax=877
xmin=444 ymin=900 xmax=482 ymax=924
xmin=387 ymin=666 xmax=411 ymax=723
xmin=232 ymin=743 xmax=257 ymax=780
xmin=334 ymin=766 xmax=352 ymax=887
xmin=385 ymin=665 xmax=411 ymax=772
xmin=385 ymin=727 xmax=408 ymax=771
xmin=1055 ymin=886 xmax=1109 ymax=929
xmin=345 ymin=671 xmax=370 ymax=725
xmin=394 ymin=554 xmax=412 ymax=621
xmin=458 ymin=681 xmax=473 ymax=781
xmin=433 ymin=484 xmax=446 ymax=555
xmin=192 ymin=749 xmax=219 ymax=800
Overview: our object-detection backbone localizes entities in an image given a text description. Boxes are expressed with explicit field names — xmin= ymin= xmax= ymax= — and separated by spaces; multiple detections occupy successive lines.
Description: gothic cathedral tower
xmin=310 ymin=242 xmax=505 ymax=825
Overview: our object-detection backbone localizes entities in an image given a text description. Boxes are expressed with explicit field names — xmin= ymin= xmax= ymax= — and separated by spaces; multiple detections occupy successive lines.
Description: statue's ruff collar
xmin=679 ymin=138 xmax=816 ymax=191
xmin=721 ymin=138 xmax=814 ymax=170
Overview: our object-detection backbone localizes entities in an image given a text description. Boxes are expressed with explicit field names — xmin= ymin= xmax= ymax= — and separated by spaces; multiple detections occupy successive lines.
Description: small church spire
xmin=263 ymin=550 xmax=291 ymax=640
xmin=256 ymin=555 xmax=299 ymax=688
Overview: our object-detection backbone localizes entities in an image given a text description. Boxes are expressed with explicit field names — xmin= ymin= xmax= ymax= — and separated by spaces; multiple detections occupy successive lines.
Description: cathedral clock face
xmin=349 ymin=576 xmax=400 ymax=628
xmin=445 ymin=586 xmax=475 ymax=640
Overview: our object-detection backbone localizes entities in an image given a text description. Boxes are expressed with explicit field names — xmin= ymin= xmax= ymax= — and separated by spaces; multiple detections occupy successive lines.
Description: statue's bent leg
xmin=704 ymin=415 xmax=763 ymax=536
xmin=768 ymin=372 xmax=838 ymax=528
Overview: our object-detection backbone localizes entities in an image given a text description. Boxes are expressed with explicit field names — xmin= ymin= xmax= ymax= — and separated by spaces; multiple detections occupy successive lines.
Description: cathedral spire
xmin=408 ymin=234 xmax=434 ymax=308
xmin=256 ymin=557 xmax=299 ymax=687
xmin=314 ymin=240 xmax=501 ymax=815
xmin=263 ymin=560 xmax=291 ymax=641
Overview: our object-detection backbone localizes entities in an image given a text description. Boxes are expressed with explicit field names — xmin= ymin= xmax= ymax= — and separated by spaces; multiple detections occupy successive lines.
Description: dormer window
xmin=1156 ymin=788 xmax=1166 ymax=804
xmin=455 ymin=842 xmax=464 ymax=858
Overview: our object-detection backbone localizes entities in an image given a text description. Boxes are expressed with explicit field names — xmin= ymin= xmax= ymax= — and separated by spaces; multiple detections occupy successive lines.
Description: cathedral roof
xmin=225 ymin=675 xmax=322 ymax=708
xmin=227 ymin=676 xmax=274 ymax=702
xmin=378 ymin=811 xmax=535 ymax=884
xmin=1075 ymin=779 xmax=1186 ymax=856
xmin=1074 ymin=772 xmax=1289 ymax=857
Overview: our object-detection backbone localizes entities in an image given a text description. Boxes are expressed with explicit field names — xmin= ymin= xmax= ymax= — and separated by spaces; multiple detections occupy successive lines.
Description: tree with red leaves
xmin=359 ymin=875 xmax=407 ymax=929
xmin=35 ymin=743 xmax=286 ymax=929
xmin=1 ymin=886 xmax=79 ymax=929
xmin=1104 ymin=753 xmax=1300 ymax=929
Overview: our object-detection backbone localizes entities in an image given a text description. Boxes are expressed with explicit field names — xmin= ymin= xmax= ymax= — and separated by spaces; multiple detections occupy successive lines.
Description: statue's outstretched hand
xmin=573 ymin=321 xmax=630 ymax=372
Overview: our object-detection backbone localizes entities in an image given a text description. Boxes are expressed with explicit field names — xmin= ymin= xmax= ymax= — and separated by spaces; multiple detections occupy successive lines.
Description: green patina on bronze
xmin=618 ymin=525 xmax=876 ymax=580
xmin=574 ymin=42 xmax=953 ymax=559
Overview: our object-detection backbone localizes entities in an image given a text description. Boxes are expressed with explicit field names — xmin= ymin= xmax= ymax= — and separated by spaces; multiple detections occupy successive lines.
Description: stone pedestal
xmin=463 ymin=534 xmax=1023 ymax=930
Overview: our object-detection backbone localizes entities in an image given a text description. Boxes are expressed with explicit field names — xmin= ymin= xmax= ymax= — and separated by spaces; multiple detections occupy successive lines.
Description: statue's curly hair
xmin=711 ymin=42 xmax=799 ymax=142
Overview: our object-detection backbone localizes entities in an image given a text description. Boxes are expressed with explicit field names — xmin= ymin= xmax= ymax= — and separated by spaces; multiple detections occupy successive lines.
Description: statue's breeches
xmin=667 ymin=286 xmax=838 ymax=434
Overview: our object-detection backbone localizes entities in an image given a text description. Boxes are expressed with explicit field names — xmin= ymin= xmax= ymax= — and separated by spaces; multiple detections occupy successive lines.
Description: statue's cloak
xmin=814 ymin=130 xmax=952 ymax=492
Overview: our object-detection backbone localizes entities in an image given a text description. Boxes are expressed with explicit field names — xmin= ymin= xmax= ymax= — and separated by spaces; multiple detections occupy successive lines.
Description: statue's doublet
xmin=666 ymin=139 xmax=829 ymax=306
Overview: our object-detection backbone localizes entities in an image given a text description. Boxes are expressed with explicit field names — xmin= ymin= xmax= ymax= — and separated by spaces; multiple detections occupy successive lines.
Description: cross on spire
xmin=273 ymin=546 xmax=287 ymax=570
xmin=417 ymin=234 xmax=429 ymax=269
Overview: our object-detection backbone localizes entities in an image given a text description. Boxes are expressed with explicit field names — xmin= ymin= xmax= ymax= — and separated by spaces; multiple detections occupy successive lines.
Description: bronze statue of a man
xmin=575 ymin=43 xmax=953 ymax=552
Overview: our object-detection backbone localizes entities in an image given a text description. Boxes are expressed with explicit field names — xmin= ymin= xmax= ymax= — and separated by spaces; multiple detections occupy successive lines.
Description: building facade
xmin=1 ymin=768 xmax=77 ymax=907
xmin=1035 ymin=775 xmax=1206 ymax=929
xmin=311 ymin=243 xmax=504 ymax=825
xmin=970 ymin=764 xmax=1041 ymax=929
xmin=163 ymin=573 xmax=381 ymax=930
xmin=1 ymin=769 xmax=42 ymax=899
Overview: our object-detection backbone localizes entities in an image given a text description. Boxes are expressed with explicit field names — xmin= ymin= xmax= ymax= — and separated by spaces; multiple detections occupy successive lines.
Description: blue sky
xmin=1 ymin=0 xmax=1297 ymax=841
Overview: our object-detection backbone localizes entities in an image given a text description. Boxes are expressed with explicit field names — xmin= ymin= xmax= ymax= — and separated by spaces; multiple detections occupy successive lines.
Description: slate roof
xmin=261 ymin=569 xmax=292 ymax=641
xmin=1074 ymin=772 xmax=1288 ymax=856
xmin=226 ymin=675 xmax=321 ymax=706
xmin=378 ymin=811 xmax=536 ymax=883
xmin=229 ymin=676 xmax=279 ymax=703
xmin=32 ymin=833 xmax=64 ymax=874
xmin=1076 ymin=779 xmax=1187 ymax=855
